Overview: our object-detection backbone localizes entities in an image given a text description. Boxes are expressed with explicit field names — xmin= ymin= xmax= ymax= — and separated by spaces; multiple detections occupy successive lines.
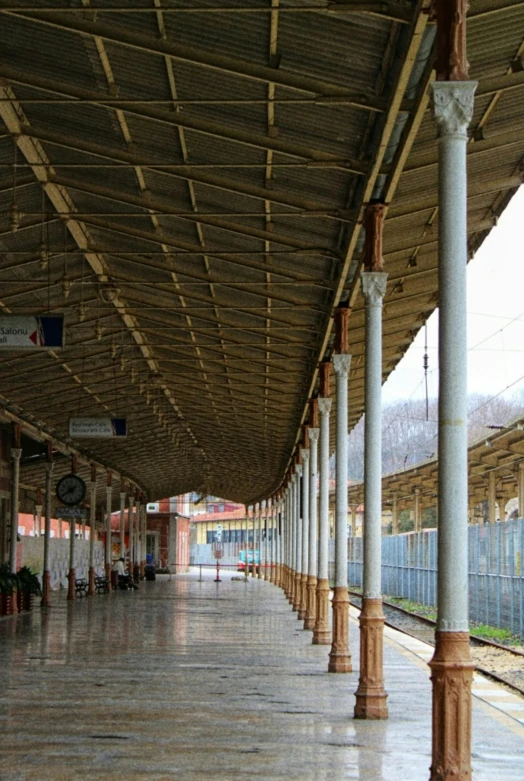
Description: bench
xmin=94 ymin=575 xmax=110 ymax=594
xmin=75 ymin=578 xmax=88 ymax=597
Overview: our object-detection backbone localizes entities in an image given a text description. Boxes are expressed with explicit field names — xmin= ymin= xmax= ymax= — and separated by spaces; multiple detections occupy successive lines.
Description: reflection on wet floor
xmin=0 ymin=570 xmax=523 ymax=781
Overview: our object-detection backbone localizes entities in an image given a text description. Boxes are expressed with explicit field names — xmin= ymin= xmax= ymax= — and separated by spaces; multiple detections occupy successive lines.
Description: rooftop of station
xmin=0 ymin=1 xmax=523 ymax=504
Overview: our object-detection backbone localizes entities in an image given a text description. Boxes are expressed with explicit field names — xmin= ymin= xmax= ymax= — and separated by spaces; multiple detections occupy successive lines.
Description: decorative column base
xmin=88 ymin=566 xmax=96 ymax=596
xmin=354 ymin=598 xmax=388 ymax=719
xmin=292 ymin=572 xmax=302 ymax=611
xmin=303 ymin=575 xmax=317 ymax=630
xmin=328 ymin=586 xmax=352 ymax=672
xmin=11 ymin=586 xmax=19 ymax=615
xmin=429 ymin=631 xmax=474 ymax=781
xmin=313 ymin=578 xmax=331 ymax=644
xmin=298 ymin=574 xmax=308 ymax=619
xmin=289 ymin=572 xmax=296 ymax=605
xmin=67 ymin=568 xmax=76 ymax=601
xmin=41 ymin=571 xmax=51 ymax=607
xmin=105 ymin=563 xmax=112 ymax=582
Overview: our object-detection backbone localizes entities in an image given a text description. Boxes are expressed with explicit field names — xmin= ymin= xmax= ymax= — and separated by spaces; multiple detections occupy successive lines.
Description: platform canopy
xmin=0 ymin=0 xmax=522 ymax=503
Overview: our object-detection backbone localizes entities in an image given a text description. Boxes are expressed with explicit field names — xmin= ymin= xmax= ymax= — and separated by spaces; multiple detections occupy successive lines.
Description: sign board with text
xmin=56 ymin=507 xmax=87 ymax=520
xmin=69 ymin=417 xmax=127 ymax=438
xmin=0 ymin=315 xmax=64 ymax=349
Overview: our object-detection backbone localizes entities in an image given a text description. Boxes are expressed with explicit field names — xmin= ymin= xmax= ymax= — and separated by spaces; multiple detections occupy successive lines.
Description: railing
xmin=348 ymin=519 xmax=524 ymax=639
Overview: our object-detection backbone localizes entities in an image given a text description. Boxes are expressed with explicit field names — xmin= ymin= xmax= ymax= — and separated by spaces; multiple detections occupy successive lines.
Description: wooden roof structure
xmin=0 ymin=1 xmax=523 ymax=504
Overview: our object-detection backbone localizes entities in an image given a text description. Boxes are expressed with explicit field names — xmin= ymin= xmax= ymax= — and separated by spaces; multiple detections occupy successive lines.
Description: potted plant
xmin=16 ymin=566 xmax=42 ymax=612
xmin=0 ymin=563 xmax=17 ymax=616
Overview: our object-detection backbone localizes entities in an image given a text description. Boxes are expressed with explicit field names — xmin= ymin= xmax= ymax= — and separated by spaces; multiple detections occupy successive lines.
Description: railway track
xmin=348 ymin=591 xmax=524 ymax=697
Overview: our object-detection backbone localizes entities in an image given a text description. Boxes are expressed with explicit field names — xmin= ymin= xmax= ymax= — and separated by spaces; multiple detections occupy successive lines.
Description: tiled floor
xmin=0 ymin=570 xmax=523 ymax=780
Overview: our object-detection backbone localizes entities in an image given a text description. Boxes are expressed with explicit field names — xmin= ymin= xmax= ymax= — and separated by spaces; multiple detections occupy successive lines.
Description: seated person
xmin=112 ymin=558 xmax=137 ymax=590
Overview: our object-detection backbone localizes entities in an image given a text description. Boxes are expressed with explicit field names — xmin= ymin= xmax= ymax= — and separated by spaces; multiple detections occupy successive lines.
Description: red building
xmin=111 ymin=495 xmax=190 ymax=573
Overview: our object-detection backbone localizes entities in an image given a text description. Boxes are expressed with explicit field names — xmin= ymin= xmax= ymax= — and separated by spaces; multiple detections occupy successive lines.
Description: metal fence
xmin=348 ymin=519 xmax=524 ymax=639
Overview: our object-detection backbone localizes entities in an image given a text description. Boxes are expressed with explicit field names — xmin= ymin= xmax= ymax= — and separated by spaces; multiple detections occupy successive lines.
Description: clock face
xmin=56 ymin=474 xmax=86 ymax=507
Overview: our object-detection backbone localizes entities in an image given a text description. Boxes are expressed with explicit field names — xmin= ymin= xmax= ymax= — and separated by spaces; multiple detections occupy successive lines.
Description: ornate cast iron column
xmin=314 ymin=362 xmax=332 ymax=645
xmin=299 ymin=443 xmax=310 ymax=620
xmin=305 ymin=401 xmax=319 ymax=631
xmin=354 ymin=202 xmax=388 ymax=719
xmin=329 ymin=308 xmax=352 ymax=673
xmin=42 ymin=443 xmax=53 ymax=607
xmin=105 ymin=472 xmax=112 ymax=581
xmin=88 ymin=464 xmax=97 ymax=596
xmin=429 ymin=3 xmax=476 ymax=778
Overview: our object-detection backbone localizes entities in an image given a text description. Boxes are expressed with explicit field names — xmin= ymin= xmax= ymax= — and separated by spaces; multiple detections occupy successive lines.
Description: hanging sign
xmin=56 ymin=507 xmax=87 ymax=520
xmin=69 ymin=417 xmax=127 ymax=438
xmin=0 ymin=315 xmax=64 ymax=349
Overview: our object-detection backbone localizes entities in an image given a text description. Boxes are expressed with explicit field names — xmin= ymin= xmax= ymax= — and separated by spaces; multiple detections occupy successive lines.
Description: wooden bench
xmin=94 ymin=575 xmax=110 ymax=593
xmin=75 ymin=578 xmax=88 ymax=597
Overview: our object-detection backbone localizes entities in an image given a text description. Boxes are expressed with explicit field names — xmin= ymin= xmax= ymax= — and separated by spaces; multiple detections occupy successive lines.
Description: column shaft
xmin=314 ymin=396 xmax=332 ymax=645
xmin=42 ymin=462 xmax=53 ymax=606
xmin=299 ymin=450 xmax=310 ymax=620
xmin=88 ymin=476 xmax=97 ymax=595
xmin=429 ymin=77 xmax=477 ymax=781
xmin=305 ymin=429 xmax=319 ymax=630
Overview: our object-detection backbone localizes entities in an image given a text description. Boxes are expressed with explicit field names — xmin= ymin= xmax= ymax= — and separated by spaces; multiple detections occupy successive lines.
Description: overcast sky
xmin=382 ymin=186 xmax=524 ymax=407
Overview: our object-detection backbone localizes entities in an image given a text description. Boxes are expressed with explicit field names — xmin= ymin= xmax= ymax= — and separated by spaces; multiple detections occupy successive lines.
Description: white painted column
xmin=308 ymin=429 xmax=319 ymax=582
xmin=135 ymin=494 xmax=142 ymax=578
xmin=414 ymin=489 xmax=421 ymax=532
xmin=128 ymin=492 xmax=135 ymax=575
xmin=518 ymin=463 xmax=524 ymax=518
xmin=257 ymin=500 xmax=263 ymax=578
xmin=9 ymin=447 xmax=21 ymax=575
xmin=88 ymin=472 xmax=97 ymax=595
xmin=299 ymin=448 xmax=310 ymax=619
xmin=318 ymin=398 xmax=331 ymax=585
xmin=105 ymin=481 xmax=112 ymax=581
xmin=306 ymin=426 xmax=319 ymax=630
xmin=391 ymin=495 xmax=398 ymax=535
xmin=361 ymin=272 xmax=388 ymax=604
xmin=141 ymin=500 xmax=147 ymax=575
xmin=314 ymin=396 xmax=332 ymax=645
xmin=42 ymin=461 xmax=53 ymax=606
xmin=488 ymin=471 xmax=497 ymax=524
xmin=432 ymin=79 xmax=477 ymax=631
xmin=264 ymin=497 xmax=270 ymax=579
xmin=294 ymin=465 xmax=303 ymax=610
xmin=119 ymin=489 xmax=126 ymax=558
xmin=333 ymin=354 xmax=350 ymax=589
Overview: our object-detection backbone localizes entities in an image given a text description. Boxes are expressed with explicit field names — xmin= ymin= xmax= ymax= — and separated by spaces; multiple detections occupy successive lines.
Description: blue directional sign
xmin=0 ymin=315 xmax=64 ymax=349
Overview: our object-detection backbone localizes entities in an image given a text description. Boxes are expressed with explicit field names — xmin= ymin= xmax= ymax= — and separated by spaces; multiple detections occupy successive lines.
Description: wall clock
xmin=56 ymin=473 xmax=86 ymax=506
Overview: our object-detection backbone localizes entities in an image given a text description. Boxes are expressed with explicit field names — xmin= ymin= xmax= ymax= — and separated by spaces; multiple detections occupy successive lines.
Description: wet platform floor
xmin=0 ymin=569 xmax=523 ymax=781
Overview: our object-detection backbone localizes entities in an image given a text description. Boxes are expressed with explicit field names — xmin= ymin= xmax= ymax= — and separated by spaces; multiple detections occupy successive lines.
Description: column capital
xmin=309 ymin=427 xmax=320 ymax=443
xmin=11 ymin=448 xmax=22 ymax=460
xmin=120 ymin=491 xmax=127 ymax=500
xmin=296 ymin=464 xmax=303 ymax=478
xmin=333 ymin=353 xmax=351 ymax=376
xmin=430 ymin=81 xmax=477 ymax=138
xmin=300 ymin=448 xmax=310 ymax=464
xmin=361 ymin=271 xmax=388 ymax=305
xmin=318 ymin=397 xmax=332 ymax=415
